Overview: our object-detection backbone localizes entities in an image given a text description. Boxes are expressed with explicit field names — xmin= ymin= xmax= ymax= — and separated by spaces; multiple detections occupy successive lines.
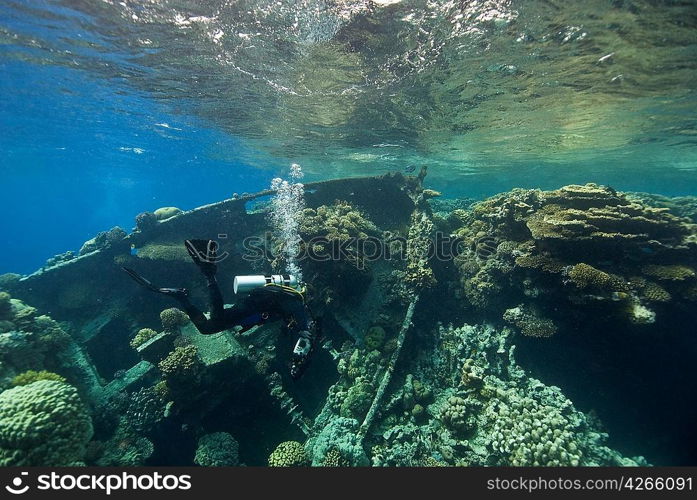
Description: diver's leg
xmin=122 ymin=266 xmax=221 ymax=334
xmin=205 ymin=275 xmax=226 ymax=323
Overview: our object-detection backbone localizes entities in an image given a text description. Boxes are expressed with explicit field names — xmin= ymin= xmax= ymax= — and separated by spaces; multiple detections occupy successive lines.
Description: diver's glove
xmin=290 ymin=327 xmax=317 ymax=380
xmin=185 ymin=239 xmax=218 ymax=278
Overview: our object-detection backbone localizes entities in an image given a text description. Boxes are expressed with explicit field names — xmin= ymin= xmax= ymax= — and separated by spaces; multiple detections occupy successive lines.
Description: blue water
xmin=2 ymin=0 xmax=696 ymax=273
xmin=0 ymin=61 xmax=267 ymax=274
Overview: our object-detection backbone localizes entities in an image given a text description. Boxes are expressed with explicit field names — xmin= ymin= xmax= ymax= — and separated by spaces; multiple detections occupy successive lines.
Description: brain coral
xmin=268 ymin=441 xmax=308 ymax=467
xmin=0 ymin=380 xmax=93 ymax=466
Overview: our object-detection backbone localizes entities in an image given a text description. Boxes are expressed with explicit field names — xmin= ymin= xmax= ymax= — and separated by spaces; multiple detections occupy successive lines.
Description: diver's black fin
xmin=122 ymin=266 xmax=159 ymax=292
xmin=184 ymin=239 xmax=218 ymax=277
xmin=122 ymin=267 xmax=189 ymax=299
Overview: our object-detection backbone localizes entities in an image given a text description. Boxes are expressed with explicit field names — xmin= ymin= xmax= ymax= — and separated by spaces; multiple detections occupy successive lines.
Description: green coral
xmin=268 ymin=440 xmax=308 ymax=467
xmin=137 ymin=242 xmax=190 ymax=262
xmin=158 ymin=345 xmax=202 ymax=380
xmin=440 ymin=395 xmax=475 ymax=432
xmin=321 ymin=447 xmax=349 ymax=467
xmin=299 ymin=201 xmax=379 ymax=241
xmin=339 ymin=377 xmax=373 ymax=419
xmin=194 ymin=432 xmax=239 ymax=466
xmin=0 ymin=292 xmax=12 ymax=321
xmin=160 ymin=308 xmax=189 ymax=331
xmin=11 ymin=370 xmax=66 ymax=387
xmin=0 ymin=380 xmax=93 ymax=466
xmin=130 ymin=328 xmax=159 ymax=349
xmin=364 ymin=325 xmax=386 ymax=350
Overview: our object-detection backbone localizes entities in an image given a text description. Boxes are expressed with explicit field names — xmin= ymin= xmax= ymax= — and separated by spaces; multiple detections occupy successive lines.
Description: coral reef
xmin=0 ymin=380 xmax=93 ymax=466
xmin=96 ymin=420 xmax=154 ymax=466
xmin=451 ymin=184 xmax=697 ymax=331
xmin=194 ymin=432 xmax=239 ymax=466
xmin=1 ymin=177 xmax=687 ymax=467
xmin=268 ymin=441 xmax=308 ymax=467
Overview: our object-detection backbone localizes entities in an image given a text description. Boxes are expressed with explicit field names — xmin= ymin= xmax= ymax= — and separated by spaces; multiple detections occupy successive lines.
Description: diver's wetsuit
xmin=122 ymin=239 xmax=318 ymax=379
xmin=176 ymin=274 xmax=310 ymax=336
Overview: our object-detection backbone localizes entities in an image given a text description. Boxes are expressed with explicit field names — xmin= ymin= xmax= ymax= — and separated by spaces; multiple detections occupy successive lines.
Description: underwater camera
xmin=233 ymin=274 xmax=299 ymax=294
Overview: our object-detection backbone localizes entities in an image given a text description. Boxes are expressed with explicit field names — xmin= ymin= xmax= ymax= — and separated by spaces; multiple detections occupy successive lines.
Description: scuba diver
xmin=122 ymin=239 xmax=319 ymax=380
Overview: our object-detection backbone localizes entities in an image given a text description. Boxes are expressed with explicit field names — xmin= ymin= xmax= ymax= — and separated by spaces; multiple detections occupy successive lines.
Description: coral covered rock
xmin=0 ymin=380 xmax=93 ymax=466
xmin=153 ymin=206 xmax=183 ymax=220
xmin=160 ymin=308 xmax=189 ymax=332
xmin=130 ymin=328 xmax=159 ymax=350
xmin=194 ymin=432 xmax=239 ymax=466
xmin=158 ymin=345 xmax=202 ymax=381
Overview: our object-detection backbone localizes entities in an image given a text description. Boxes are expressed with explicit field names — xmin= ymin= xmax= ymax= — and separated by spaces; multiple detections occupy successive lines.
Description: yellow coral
xmin=130 ymin=328 xmax=159 ymax=349
xmin=268 ymin=441 xmax=308 ymax=467
xmin=641 ymin=281 xmax=671 ymax=303
xmin=641 ymin=265 xmax=696 ymax=282
xmin=158 ymin=345 xmax=201 ymax=379
xmin=322 ymin=448 xmax=348 ymax=467
xmin=567 ymin=263 xmax=612 ymax=290
xmin=11 ymin=370 xmax=66 ymax=387
xmin=160 ymin=308 xmax=189 ymax=331
xmin=515 ymin=254 xmax=566 ymax=274
xmin=137 ymin=243 xmax=190 ymax=262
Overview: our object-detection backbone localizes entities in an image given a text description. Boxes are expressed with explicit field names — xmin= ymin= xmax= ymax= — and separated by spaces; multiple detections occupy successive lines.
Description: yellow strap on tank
xmin=264 ymin=283 xmax=306 ymax=302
